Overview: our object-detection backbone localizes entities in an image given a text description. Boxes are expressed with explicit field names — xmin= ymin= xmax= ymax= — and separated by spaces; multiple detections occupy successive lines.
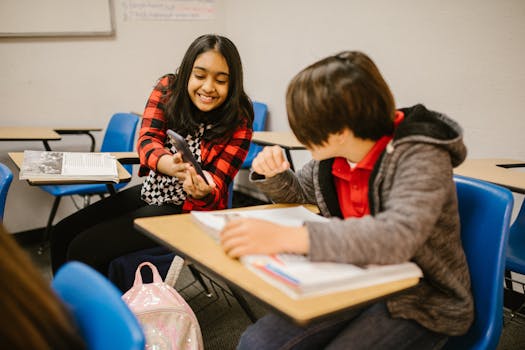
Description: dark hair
xmin=286 ymin=51 xmax=395 ymax=147
xmin=0 ymin=224 xmax=86 ymax=349
xmin=162 ymin=34 xmax=253 ymax=141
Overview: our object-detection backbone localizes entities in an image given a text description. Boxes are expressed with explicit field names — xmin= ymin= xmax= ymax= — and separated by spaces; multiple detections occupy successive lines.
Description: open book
xmin=191 ymin=205 xmax=329 ymax=242
xmin=19 ymin=150 xmax=119 ymax=183
xmin=191 ymin=206 xmax=423 ymax=298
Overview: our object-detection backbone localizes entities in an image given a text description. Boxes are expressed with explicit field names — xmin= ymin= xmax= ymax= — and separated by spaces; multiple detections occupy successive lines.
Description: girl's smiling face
xmin=187 ymin=50 xmax=230 ymax=112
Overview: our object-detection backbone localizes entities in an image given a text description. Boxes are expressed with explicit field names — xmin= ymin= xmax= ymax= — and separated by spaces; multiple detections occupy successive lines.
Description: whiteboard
xmin=0 ymin=0 xmax=114 ymax=37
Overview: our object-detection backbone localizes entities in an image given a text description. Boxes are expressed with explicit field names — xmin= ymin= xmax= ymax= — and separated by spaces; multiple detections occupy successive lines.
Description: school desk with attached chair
xmin=0 ymin=126 xmax=61 ymax=151
xmin=8 ymin=150 xmax=133 ymax=253
xmin=133 ymin=203 xmax=420 ymax=326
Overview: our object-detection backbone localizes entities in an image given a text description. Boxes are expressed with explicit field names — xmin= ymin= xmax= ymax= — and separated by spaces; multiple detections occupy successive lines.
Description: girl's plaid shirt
xmin=137 ymin=77 xmax=252 ymax=211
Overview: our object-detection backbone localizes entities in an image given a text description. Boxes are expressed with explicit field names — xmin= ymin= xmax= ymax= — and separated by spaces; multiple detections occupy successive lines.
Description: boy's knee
xmin=236 ymin=331 xmax=253 ymax=350
xmin=237 ymin=321 xmax=267 ymax=350
xmin=237 ymin=315 xmax=287 ymax=350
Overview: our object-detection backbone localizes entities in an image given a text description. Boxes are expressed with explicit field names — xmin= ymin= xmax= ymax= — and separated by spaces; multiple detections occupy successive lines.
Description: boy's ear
xmin=336 ymin=128 xmax=352 ymax=144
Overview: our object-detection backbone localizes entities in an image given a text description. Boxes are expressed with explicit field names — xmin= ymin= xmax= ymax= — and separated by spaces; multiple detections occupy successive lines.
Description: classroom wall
xmin=0 ymin=1 xmax=228 ymax=232
xmin=1 ymin=0 xmax=524 ymax=233
xmin=225 ymin=0 xmax=525 ymax=213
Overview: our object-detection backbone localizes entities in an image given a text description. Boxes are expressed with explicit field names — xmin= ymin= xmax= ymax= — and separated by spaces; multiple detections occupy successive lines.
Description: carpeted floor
xmin=174 ymin=268 xmax=270 ymax=349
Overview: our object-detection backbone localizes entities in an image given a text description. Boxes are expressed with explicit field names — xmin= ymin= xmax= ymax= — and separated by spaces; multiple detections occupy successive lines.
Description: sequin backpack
xmin=122 ymin=258 xmax=203 ymax=350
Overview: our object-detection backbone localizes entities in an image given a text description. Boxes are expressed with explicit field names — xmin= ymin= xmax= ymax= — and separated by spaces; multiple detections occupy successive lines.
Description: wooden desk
xmin=0 ymin=127 xmax=61 ymax=151
xmin=454 ymin=158 xmax=525 ymax=194
xmin=134 ymin=204 xmax=420 ymax=325
xmin=252 ymin=131 xmax=306 ymax=171
xmin=8 ymin=152 xmax=132 ymax=191
xmin=54 ymin=127 xmax=102 ymax=152
xmin=112 ymin=151 xmax=139 ymax=165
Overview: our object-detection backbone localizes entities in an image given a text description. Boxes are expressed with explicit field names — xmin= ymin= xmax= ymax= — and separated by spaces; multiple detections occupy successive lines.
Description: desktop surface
xmin=454 ymin=158 xmax=525 ymax=194
xmin=134 ymin=204 xmax=419 ymax=325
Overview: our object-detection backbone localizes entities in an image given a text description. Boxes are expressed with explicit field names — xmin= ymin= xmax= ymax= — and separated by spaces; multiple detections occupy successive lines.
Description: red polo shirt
xmin=332 ymin=112 xmax=404 ymax=218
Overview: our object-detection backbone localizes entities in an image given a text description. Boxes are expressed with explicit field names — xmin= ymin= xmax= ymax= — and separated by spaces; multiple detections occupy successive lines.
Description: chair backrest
xmin=242 ymin=101 xmax=268 ymax=169
xmin=52 ymin=261 xmax=145 ymax=350
xmin=445 ymin=175 xmax=514 ymax=350
xmin=99 ymin=113 xmax=140 ymax=175
xmin=100 ymin=113 xmax=140 ymax=153
xmin=506 ymin=199 xmax=525 ymax=274
xmin=0 ymin=163 xmax=13 ymax=222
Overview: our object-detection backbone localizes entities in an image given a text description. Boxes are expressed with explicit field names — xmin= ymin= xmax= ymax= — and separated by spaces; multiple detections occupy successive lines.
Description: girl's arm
xmin=183 ymin=118 xmax=252 ymax=211
xmin=137 ymin=77 xmax=172 ymax=176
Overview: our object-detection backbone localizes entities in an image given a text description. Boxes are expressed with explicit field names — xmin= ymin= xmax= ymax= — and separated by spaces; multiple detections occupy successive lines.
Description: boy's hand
xmin=184 ymin=168 xmax=216 ymax=199
xmin=220 ymin=218 xmax=309 ymax=258
xmin=252 ymin=145 xmax=290 ymax=178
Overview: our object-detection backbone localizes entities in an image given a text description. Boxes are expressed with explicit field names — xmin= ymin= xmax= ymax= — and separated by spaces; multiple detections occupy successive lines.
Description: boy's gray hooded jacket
xmin=250 ymin=104 xmax=474 ymax=335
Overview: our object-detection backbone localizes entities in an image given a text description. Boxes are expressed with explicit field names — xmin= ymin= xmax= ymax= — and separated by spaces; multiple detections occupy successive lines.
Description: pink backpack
xmin=122 ymin=258 xmax=203 ymax=350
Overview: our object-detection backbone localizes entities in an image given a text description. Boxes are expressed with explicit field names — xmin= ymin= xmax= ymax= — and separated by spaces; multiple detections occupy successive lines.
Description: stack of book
xmin=191 ymin=206 xmax=423 ymax=298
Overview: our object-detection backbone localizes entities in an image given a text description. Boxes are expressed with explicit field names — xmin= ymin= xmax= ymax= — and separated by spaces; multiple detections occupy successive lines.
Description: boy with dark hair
xmin=220 ymin=51 xmax=473 ymax=349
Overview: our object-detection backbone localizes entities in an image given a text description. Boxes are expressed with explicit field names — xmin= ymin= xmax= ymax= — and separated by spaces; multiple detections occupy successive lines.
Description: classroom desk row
xmin=253 ymin=132 xmax=525 ymax=194
xmin=7 ymin=131 xmax=525 ymax=327
xmin=0 ymin=126 xmax=102 ymax=151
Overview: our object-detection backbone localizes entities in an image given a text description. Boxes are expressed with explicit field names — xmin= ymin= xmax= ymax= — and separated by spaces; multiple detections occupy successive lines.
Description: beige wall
xmin=1 ymin=0 xmax=524 ymax=232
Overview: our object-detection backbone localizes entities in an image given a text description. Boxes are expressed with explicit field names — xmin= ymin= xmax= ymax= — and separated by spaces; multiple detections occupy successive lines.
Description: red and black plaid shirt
xmin=137 ymin=76 xmax=252 ymax=212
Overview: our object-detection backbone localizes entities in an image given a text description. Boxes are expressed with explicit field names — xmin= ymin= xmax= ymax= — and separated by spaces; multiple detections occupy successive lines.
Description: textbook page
xmin=20 ymin=150 xmax=119 ymax=182
xmin=191 ymin=205 xmax=329 ymax=242
xmin=241 ymin=254 xmax=423 ymax=299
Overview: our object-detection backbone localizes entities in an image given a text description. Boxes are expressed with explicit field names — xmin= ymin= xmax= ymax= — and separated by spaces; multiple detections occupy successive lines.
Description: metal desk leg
xmin=43 ymin=140 xmax=52 ymax=151
xmin=228 ymin=284 xmax=258 ymax=323
xmin=38 ymin=196 xmax=61 ymax=255
xmin=106 ymin=184 xmax=117 ymax=195
xmin=86 ymin=132 xmax=96 ymax=152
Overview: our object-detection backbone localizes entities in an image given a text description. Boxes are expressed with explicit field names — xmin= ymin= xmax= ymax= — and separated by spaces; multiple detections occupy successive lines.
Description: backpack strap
xmin=133 ymin=261 xmax=163 ymax=287
xmin=164 ymin=255 xmax=184 ymax=287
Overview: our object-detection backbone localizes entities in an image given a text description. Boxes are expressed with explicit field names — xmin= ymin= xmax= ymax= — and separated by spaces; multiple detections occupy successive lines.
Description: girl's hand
xmin=220 ymin=218 xmax=309 ymax=258
xmin=183 ymin=168 xmax=216 ymax=199
xmin=157 ymin=152 xmax=190 ymax=180
xmin=252 ymin=145 xmax=290 ymax=178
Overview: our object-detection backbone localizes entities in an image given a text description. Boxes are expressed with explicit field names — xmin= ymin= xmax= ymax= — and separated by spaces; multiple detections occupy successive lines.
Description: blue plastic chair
xmin=506 ymin=199 xmax=525 ymax=276
xmin=0 ymin=163 xmax=13 ymax=222
xmin=52 ymin=261 xmax=145 ymax=350
xmin=231 ymin=101 xmax=267 ymax=207
xmin=242 ymin=101 xmax=268 ymax=169
xmin=39 ymin=113 xmax=140 ymax=245
xmin=444 ymin=175 xmax=514 ymax=350
xmin=505 ymin=198 xmax=525 ymax=314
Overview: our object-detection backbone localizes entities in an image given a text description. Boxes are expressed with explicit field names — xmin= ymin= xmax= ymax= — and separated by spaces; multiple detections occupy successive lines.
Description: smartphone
xmin=166 ymin=129 xmax=209 ymax=184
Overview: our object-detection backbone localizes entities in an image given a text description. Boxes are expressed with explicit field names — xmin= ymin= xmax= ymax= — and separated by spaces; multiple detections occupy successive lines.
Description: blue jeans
xmin=237 ymin=302 xmax=448 ymax=350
